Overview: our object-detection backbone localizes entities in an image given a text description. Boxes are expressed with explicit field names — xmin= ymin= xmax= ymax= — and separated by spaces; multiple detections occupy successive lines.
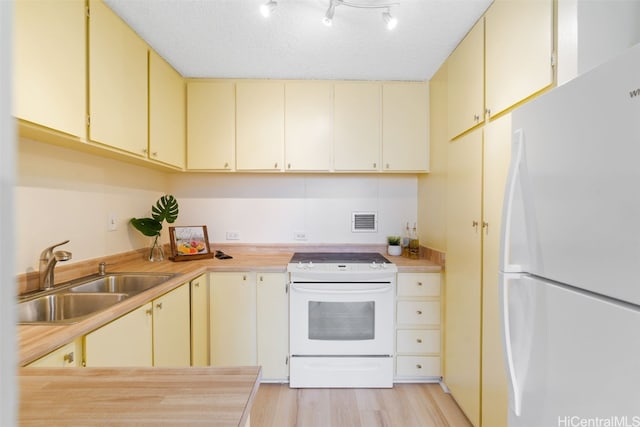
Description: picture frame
xmin=168 ymin=225 xmax=213 ymax=262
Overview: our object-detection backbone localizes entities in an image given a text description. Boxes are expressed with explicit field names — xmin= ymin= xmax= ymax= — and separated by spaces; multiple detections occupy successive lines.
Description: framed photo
xmin=168 ymin=225 xmax=213 ymax=261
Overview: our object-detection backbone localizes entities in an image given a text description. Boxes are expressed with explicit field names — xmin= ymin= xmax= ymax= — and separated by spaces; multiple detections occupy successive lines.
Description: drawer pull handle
xmin=416 ymin=364 xmax=423 ymax=369
xmin=63 ymin=352 xmax=74 ymax=364
xmin=416 ymin=338 xmax=422 ymax=343
xmin=156 ymin=302 xmax=163 ymax=309
xmin=416 ymin=310 xmax=422 ymax=315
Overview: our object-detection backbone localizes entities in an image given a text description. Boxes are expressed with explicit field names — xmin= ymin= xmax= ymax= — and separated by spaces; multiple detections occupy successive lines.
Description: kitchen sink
xmin=18 ymin=272 xmax=179 ymax=324
xmin=67 ymin=273 xmax=176 ymax=295
xmin=18 ymin=293 xmax=129 ymax=324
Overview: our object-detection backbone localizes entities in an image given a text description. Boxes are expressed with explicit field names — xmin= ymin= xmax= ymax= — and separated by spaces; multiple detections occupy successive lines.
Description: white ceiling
xmin=103 ymin=0 xmax=493 ymax=81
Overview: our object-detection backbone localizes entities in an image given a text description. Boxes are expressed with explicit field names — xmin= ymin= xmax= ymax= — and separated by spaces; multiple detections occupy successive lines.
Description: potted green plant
xmin=387 ymin=235 xmax=402 ymax=256
xmin=130 ymin=195 xmax=179 ymax=262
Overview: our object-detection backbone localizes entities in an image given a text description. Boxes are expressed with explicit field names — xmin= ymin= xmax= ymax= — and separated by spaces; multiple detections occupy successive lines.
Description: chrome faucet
xmin=39 ymin=240 xmax=72 ymax=291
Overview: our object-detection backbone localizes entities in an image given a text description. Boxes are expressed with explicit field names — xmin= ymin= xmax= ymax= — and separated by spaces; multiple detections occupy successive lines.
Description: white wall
xmin=15 ymin=138 xmax=168 ymax=274
xmin=1 ymin=0 xmax=16 ymax=424
xmin=169 ymin=173 xmax=418 ymax=245
xmin=558 ymin=0 xmax=640 ymax=84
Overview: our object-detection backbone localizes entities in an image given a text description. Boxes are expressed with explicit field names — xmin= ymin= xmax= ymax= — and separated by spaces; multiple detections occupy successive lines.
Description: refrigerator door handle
xmin=501 ymin=275 xmax=522 ymax=416
xmin=501 ymin=129 xmax=524 ymax=273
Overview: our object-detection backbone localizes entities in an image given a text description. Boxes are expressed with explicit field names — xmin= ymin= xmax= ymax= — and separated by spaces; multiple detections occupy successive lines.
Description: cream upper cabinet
xmin=88 ymin=0 xmax=148 ymax=157
xmin=256 ymin=273 xmax=289 ymax=380
xmin=84 ymin=303 xmax=154 ymax=367
xmin=149 ymin=50 xmax=185 ymax=169
xmin=152 ymin=283 xmax=191 ymax=367
xmin=236 ymin=81 xmax=284 ymax=171
xmin=210 ymin=272 xmax=257 ymax=366
xmin=445 ymin=128 xmax=483 ymax=427
xmin=382 ymin=82 xmax=429 ymax=172
xmin=333 ymin=83 xmax=381 ymax=171
xmin=190 ymin=274 xmax=210 ymax=366
xmin=448 ymin=19 xmax=485 ymax=140
xmin=14 ymin=0 xmax=86 ymax=139
xmin=485 ymin=0 xmax=554 ymax=118
xmin=481 ymin=115 xmax=511 ymax=427
xmin=187 ymin=81 xmax=235 ymax=171
xmin=284 ymin=82 xmax=333 ymax=172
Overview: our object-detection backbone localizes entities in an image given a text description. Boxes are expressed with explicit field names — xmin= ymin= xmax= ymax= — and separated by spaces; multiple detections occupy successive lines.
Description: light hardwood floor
xmin=250 ymin=383 xmax=472 ymax=427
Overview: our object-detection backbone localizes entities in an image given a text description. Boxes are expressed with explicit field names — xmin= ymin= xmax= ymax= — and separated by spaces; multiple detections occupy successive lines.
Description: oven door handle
xmin=290 ymin=284 xmax=392 ymax=294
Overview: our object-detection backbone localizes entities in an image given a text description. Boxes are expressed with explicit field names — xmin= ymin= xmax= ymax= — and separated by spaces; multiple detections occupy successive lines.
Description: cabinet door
xmin=190 ymin=274 xmax=209 ymax=366
xmin=153 ymin=284 xmax=191 ymax=367
xmin=448 ymin=19 xmax=484 ymax=140
xmin=333 ymin=83 xmax=381 ymax=171
xmin=149 ymin=50 xmax=185 ymax=169
xmin=481 ymin=115 xmax=511 ymax=427
xmin=256 ymin=273 xmax=288 ymax=380
xmin=445 ymin=129 xmax=482 ymax=426
xmin=485 ymin=0 xmax=553 ymax=118
xmin=84 ymin=303 xmax=153 ymax=367
xmin=210 ymin=272 xmax=257 ymax=366
xmin=284 ymin=82 xmax=333 ymax=171
xmin=187 ymin=81 xmax=235 ymax=171
xmin=26 ymin=339 xmax=81 ymax=368
xmin=88 ymin=0 xmax=148 ymax=157
xmin=382 ymin=82 xmax=429 ymax=172
xmin=14 ymin=0 xmax=85 ymax=138
xmin=236 ymin=82 xmax=284 ymax=171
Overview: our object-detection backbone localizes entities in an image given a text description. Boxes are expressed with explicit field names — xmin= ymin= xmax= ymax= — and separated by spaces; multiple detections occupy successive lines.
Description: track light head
xmin=383 ymin=9 xmax=397 ymax=30
xmin=323 ymin=2 xmax=336 ymax=26
xmin=260 ymin=0 xmax=277 ymax=18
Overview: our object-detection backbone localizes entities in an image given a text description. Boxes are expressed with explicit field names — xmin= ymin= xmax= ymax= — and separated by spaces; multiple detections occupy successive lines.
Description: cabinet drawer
xmin=397 ymin=273 xmax=440 ymax=297
xmin=397 ymin=301 xmax=440 ymax=326
xmin=396 ymin=356 xmax=441 ymax=377
xmin=396 ymin=330 xmax=440 ymax=354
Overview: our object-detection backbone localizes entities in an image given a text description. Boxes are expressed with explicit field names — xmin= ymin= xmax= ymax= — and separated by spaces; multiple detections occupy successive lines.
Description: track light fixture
xmin=260 ymin=0 xmax=277 ymax=18
xmin=322 ymin=0 xmax=399 ymax=30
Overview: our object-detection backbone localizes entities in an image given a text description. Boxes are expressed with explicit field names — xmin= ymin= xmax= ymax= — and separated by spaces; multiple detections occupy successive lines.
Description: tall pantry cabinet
xmin=442 ymin=0 xmax=554 ymax=426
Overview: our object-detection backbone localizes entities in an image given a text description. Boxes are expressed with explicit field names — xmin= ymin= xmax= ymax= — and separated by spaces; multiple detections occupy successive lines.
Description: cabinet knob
xmin=373 ymin=162 xmax=377 ymax=168
xmin=63 ymin=352 xmax=74 ymax=364
xmin=416 ymin=310 xmax=423 ymax=315
xmin=416 ymin=364 xmax=423 ymax=369
xmin=194 ymin=282 xmax=200 ymax=288
xmin=224 ymin=162 xmax=229 ymax=169
xmin=142 ymin=148 xmax=148 ymax=154
xmin=416 ymin=338 xmax=423 ymax=343
xmin=386 ymin=163 xmax=390 ymax=169
xmin=274 ymin=162 xmax=278 ymax=169
xmin=146 ymin=308 xmax=153 ymax=316
xmin=483 ymin=221 xmax=489 ymax=234
xmin=417 ymin=282 xmax=423 ymax=287
xmin=259 ymin=276 xmax=264 ymax=282
xmin=243 ymin=275 xmax=247 ymax=281
xmin=152 ymin=152 xmax=158 ymax=157
xmin=473 ymin=114 xmax=480 ymax=122
xmin=287 ymin=163 xmax=291 ymax=169
xmin=156 ymin=302 xmax=163 ymax=309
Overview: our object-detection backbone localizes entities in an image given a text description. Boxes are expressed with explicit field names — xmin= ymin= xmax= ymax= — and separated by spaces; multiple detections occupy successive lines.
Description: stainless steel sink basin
xmin=18 ymin=272 xmax=178 ymax=324
xmin=67 ymin=273 xmax=175 ymax=295
xmin=18 ymin=293 xmax=129 ymax=324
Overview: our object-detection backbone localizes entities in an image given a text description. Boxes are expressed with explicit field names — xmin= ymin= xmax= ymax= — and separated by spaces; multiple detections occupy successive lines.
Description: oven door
xmin=289 ymin=281 xmax=394 ymax=356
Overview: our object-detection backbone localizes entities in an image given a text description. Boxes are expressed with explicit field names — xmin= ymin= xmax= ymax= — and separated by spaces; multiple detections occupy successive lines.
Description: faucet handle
xmin=40 ymin=240 xmax=70 ymax=260
xmin=98 ymin=262 xmax=108 ymax=275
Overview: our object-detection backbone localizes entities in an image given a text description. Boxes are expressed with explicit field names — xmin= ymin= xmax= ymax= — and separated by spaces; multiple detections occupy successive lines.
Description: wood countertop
xmin=19 ymin=366 xmax=261 ymax=426
xmin=18 ymin=246 xmax=441 ymax=365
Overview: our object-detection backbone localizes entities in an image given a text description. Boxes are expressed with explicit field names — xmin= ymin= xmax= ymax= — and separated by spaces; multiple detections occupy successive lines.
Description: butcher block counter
xmin=19 ymin=366 xmax=261 ymax=426
xmin=18 ymin=244 xmax=442 ymax=365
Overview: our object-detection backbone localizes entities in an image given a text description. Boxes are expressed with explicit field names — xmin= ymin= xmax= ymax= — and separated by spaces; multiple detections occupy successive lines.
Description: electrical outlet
xmin=293 ymin=231 xmax=307 ymax=241
xmin=108 ymin=213 xmax=117 ymax=231
xmin=226 ymin=231 xmax=240 ymax=240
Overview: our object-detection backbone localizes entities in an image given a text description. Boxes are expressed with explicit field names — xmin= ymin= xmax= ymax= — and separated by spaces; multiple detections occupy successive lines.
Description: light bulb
xmin=383 ymin=10 xmax=397 ymax=30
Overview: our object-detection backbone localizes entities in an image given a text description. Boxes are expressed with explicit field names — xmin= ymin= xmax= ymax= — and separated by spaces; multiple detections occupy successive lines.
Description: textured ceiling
xmin=103 ymin=0 xmax=493 ymax=81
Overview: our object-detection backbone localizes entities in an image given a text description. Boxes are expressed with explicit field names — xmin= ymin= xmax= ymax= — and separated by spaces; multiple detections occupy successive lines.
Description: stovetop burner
xmin=289 ymin=252 xmax=391 ymax=264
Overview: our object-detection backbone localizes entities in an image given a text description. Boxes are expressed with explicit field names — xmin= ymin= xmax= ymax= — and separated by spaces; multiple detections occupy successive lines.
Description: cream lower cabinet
xmin=84 ymin=302 xmax=153 ymax=367
xmin=190 ymin=274 xmax=210 ymax=366
xmin=26 ymin=339 xmax=82 ymax=368
xmin=210 ymin=272 xmax=288 ymax=381
xmin=84 ymin=284 xmax=191 ymax=367
xmin=256 ymin=273 xmax=289 ymax=381
xmin=445 ymin=115 xmax=511 ymax=427
xmin=395 ymin=272 xmax=442 ymax=380
xmin=14 ymin=0 xmax=86 ymax=139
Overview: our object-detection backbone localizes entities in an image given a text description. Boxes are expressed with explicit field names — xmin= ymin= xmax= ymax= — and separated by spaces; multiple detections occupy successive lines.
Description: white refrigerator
xmin=500 ymin=43 xmax=640 ymax=427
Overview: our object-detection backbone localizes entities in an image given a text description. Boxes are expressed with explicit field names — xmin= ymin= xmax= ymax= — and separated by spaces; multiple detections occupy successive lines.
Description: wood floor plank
xmin=251 ymin=383 xmax=472 ymax=427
